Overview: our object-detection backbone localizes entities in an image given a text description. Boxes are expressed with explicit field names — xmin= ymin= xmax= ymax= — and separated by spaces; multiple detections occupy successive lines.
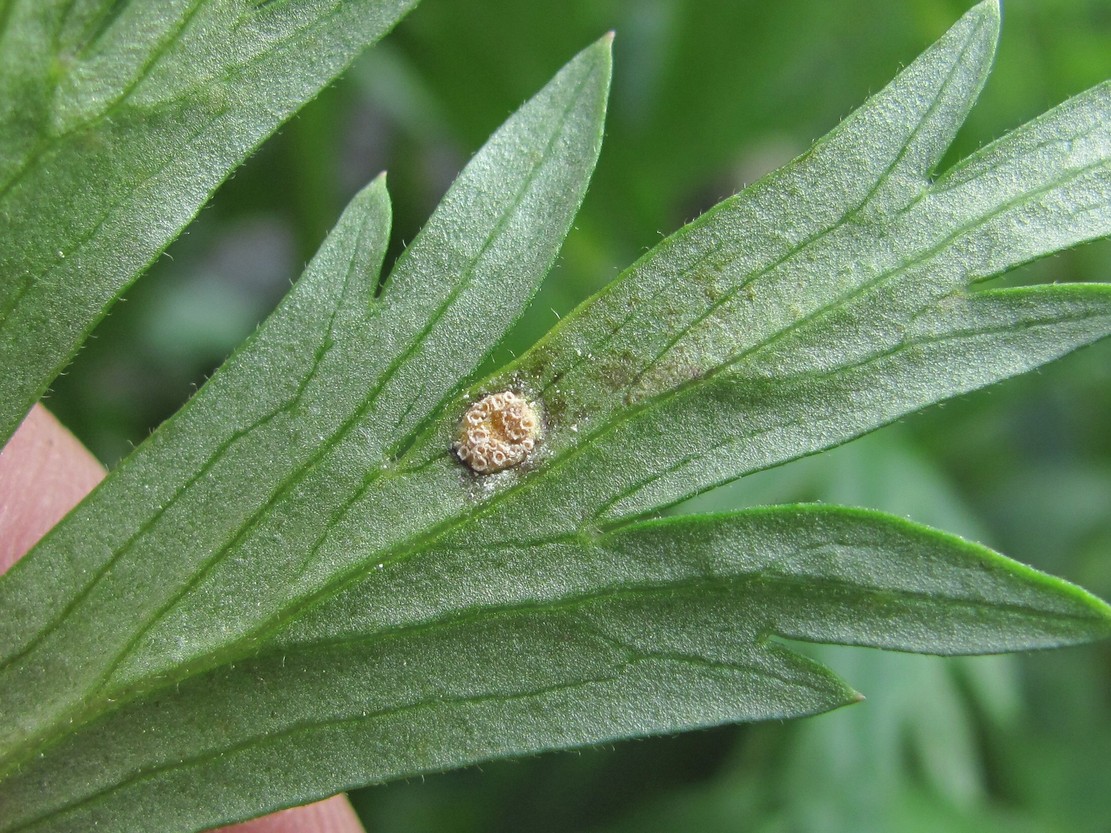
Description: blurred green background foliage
xmin=44 ymin=1 xmax=1110 ymax=830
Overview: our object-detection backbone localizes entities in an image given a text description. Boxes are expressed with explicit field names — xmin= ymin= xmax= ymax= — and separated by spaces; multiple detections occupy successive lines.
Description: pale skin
xmin=0 ymin=405 xmax=366 ymax=833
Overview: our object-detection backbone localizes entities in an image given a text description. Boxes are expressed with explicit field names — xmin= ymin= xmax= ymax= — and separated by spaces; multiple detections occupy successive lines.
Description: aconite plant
xmin=2 ymin=2 xmax=1111 ymax=831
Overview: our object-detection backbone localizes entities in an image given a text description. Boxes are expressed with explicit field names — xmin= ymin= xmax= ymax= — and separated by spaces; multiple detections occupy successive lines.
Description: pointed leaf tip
xmin=977 ymin=0 xmax=1002 ymax=18
xmin=582 ymin=31 xmax=615 ymax=75
xmin=355 ymin=171 xmax=390 ymax=202
xmin=964 ymin=0 xmax=1002 ymax=43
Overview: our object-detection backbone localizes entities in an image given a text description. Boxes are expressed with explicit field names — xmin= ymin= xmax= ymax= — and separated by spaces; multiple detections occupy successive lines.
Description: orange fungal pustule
xmin=454 ymin=391 xmax=541 ymax=474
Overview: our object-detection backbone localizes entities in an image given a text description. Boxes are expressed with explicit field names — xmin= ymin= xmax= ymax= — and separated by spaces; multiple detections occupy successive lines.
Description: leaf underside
xmin=2 ymin=2 xmax=1111 ymax=831
xmin=0 ymin=0 xmax=419 ymax=446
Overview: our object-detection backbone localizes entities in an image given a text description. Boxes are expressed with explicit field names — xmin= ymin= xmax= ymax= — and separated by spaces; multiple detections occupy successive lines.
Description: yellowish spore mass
xmin=454 ymin=391 xmax=541 ymax=473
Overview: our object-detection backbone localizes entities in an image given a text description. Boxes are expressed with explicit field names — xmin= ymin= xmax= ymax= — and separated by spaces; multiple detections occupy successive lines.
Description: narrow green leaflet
xmin=2 ymin=3 xmax=1111 ymax=831
xmin=0 ymin=508 xmax=1106 ymax=833
xmin=5 ymin=507 xmax=1109 ymax=833
xmin=0 ymin=0 xmax=419 ymax=445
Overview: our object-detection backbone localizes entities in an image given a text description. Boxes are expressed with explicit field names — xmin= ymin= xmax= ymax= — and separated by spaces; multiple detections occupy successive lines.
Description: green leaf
xmin=3 ymin=506 xmax=1109 ymax=833
xmin=0 ymin=0 xmax=419 ymax=445
xmin=3 ymin=2 xmax=1111 ymax=830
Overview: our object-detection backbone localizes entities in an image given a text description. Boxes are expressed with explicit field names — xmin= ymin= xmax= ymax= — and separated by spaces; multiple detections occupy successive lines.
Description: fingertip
xmin=217 ymin=795 xmax=366 ymax=833
xmin=0 ymin=404 xmax=105 ymax=573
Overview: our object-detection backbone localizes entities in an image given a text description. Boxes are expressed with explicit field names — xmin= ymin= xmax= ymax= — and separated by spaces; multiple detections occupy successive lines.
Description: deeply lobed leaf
xmin=1 ymin=2 xmax=1110 ymax=830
